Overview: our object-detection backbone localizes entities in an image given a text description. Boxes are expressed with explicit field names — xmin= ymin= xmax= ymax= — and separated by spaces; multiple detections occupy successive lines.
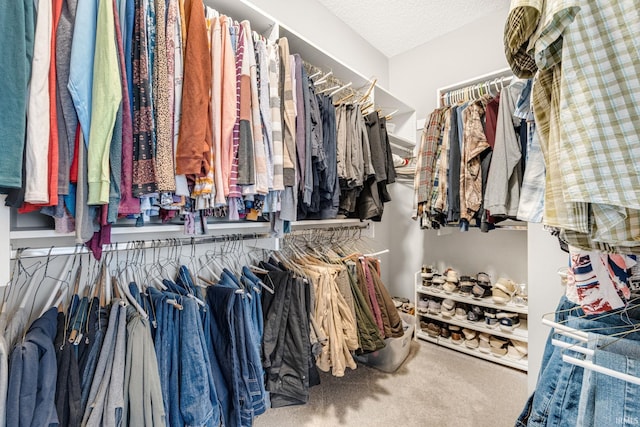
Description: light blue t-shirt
xmin=67 ymin=0 xmax=99 ymax=147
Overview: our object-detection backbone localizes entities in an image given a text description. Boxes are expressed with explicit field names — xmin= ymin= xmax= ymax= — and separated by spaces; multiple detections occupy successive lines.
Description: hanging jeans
xmin=517 ymin=297 xmax=640 ymax=427
xmin=207 ymin=282 xmax=244 ymax=427
xmin=151 ymin=288 xmax=220 ymax=427
xmin=577 ymin=333 xmax=640 ymax=427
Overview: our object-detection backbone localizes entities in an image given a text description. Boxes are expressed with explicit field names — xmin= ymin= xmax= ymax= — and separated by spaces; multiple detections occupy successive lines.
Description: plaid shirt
xmin=413 ymin=108 xmax=446 ymax=219
xmin=519 ymin=0 xmax=640 ymax=250
xmin=504 ymin=0 xmax=542 ymax=78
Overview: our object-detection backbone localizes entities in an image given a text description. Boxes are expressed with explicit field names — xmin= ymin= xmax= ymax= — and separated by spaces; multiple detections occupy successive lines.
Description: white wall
xmin=526 ymin=223 xmax=566 ymax=392
xmin=386 ymin=7 xmax=568 ymax=393
xmin=385 ymin=6 xmax=512 ymax=305
xmin=389 ymin=7 xmax=509 ymax=119
xmin=247 ymin=0 xmax=390 ymax=87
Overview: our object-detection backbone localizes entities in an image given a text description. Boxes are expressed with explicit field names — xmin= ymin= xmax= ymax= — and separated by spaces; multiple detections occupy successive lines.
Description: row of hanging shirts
xmin=413 ymin=75 xmax=534 ymax=232
xmin=3 ymin=0 xmax=398 ymax=258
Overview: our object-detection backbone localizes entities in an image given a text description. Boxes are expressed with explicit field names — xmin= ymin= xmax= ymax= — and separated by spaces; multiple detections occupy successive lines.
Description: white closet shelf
xmin=416 ymin=285 xmax=528 ymax=314
xmin=415 ymin=330 xmax=528 ymax=371
xmin=388 ymin=133 xmax=415 ymax=149
xmin=416 ymin=311 xmax=528 ymax=342
xmin=9 ymin=219 xmax=373 ymax=256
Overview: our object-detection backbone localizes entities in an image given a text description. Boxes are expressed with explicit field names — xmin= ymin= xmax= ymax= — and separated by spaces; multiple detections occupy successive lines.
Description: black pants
xmin=260 ymin=265 xmax=317 ymax=407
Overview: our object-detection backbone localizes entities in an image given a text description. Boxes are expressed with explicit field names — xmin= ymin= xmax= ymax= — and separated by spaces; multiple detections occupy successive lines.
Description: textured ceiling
xmin=316 ymin=0 xmax=510 ymax=57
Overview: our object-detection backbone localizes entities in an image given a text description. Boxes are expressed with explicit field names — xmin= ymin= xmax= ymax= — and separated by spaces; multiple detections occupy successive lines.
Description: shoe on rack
xmin=462 ymin=328 xmax=477 ymax=341
xmin=431 ymin=275 xmax=445 ymax=292
xmin=440 ymin=324 xmax=451 ymax=339
xmin=492 ymin=278 xmax=518 ymax=304
xmin=441 ymin=299 xmax=456 ymax=317
xmin=428 ymin=299 xmax=442 ymax=314
xmin=471 ymin=282 xmax=492 ymax=299
xmin=465 ymin=337 xmax=479 ymax=349
xmin=467 ymin=305 xmax=484 ymax=322
xmin=497 ymin=312 xmax=521 ymax=331
xmin=476 ymin=272 xmax=491 ymax=285
xmin=445 ymin=269 xmax=459 ymax=283
xmin=484 ymin=308 xmax=499 ymax=329
xmin=459 ymin=276 xmax=476 ymax=296
xmin=443 ymin=281 xmax=458 ymax=293
xmin=426 ymin=322 xmax=441 ymax=337
xmin=489 ymin=335 xmax=509 ymax=357
xmin=449 ymin=325 xmax=463 ymax=344
xmin=506 ymin=339 xmax=528 ymax=360
xmin=455 ymin=304 xmax=468 ymax=320
xmin=422 ymin=265 xmax=435 ymax=277
xmin=416 ymin=298 xmax=429 ymax=314
xmin=478 ymin=333 xmax=491 ymax=353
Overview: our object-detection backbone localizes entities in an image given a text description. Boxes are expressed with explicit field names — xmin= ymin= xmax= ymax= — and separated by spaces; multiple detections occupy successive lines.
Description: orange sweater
xmin=176 ymin=0 xmax=212 ymax=176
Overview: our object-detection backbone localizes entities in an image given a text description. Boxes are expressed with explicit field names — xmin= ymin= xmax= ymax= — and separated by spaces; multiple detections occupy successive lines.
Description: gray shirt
xmin=484 ymin=80 xmax=525 ymax=217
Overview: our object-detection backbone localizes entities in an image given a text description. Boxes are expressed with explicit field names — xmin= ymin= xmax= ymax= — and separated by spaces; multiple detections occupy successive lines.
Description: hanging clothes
xmin=0 ymin=0 xmax=35 ymax=190
xmin=6 ymin=308 xmax=59 ymax=427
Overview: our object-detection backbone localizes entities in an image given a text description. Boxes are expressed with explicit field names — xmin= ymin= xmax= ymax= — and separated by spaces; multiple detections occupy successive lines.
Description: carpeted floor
xmin=254 ymin=339 xmax=528 ymax=427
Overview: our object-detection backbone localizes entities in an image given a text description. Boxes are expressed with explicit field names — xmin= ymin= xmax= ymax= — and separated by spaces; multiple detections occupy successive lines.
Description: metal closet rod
xmin=10 ymin=232 xmax=271 ymax=260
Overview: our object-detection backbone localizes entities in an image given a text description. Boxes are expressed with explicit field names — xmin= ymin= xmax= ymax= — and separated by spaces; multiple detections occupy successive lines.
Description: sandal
xmin=492 ymin=278 xmax=518 ymax=304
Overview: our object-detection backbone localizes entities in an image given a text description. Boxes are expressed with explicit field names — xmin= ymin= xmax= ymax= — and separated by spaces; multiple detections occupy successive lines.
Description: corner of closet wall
xmin=383 ymin=5 xmax=568 ymax=389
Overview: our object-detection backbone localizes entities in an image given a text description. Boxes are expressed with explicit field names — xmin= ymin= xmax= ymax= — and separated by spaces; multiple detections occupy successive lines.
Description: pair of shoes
xmin=459 ymin=276 xmax=476 ymax=296
xmin=442 ymin=269 xmax=458 ymax=293
xmin=425 ymin=322 xmax=441 ymax=337
xmin=422 ymin=265 xmax=435 ymax=276
xmin=417 ymin=298 xmax=430 ymax=313
xmin=441 ymin=299 xmax=456 ymax=317
xmin=467 ymin=305 xmax=484 ymax=322
xmin=463 ymin=328 xmax=479 ymax=349
xmin=476 ymin=272 xmax=491 ymax=286
xmin=471 ymin=282 xmax=492 ymax=299
xmin=455 ymin=303 xmax=468 ymax=320
xmin=478 ymin=333 xmax=491 ymax=353
xmin=449 ymin=325 xmax=463 ymax=344
xmin=444 ymin=268 xmax=459 ymax=283
xmin=443 ymin=281 xmax=458 ymax=293
xmin=440 ymin=324 xmax=451 ymax=339
xmin=492 ymin=278 xmax=518 ymax=304
xmin=489 ymin=335 xmax=509 ymax=357
xmin=506 ymin=339 xmax=528 ymax=360
xmin=428 ymin=299 xmax=441 ymax=314
xmin=484 ymin=308 xmax=499 ymax=329
xmin=497 ymin=312 xmax=520 ymax=331
xmin=431 ymin=275 xmax=445 ymax=292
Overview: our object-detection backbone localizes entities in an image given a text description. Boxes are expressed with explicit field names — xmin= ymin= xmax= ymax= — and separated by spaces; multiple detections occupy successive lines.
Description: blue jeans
xmin=207 ymin=280 xmax=243 ymax=427
xmin=518 ymin=297 xmax=640 ymax=427
xmin=179 ymin=298 xmax=220 ymax=427
xmin=516 ymin=296 xmax=584 ymax=427
xmin=150 ymin=288 xmax=183 ymax=427
xmin=575 ymin=328 xmax=640 ymax=427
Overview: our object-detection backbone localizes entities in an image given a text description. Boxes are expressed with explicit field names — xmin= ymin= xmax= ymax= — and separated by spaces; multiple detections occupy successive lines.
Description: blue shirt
xmin=68 ymin=0 xmax=99 ymax=146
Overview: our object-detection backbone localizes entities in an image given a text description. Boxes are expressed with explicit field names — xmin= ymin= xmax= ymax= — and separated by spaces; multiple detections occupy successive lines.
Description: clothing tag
xmin=246 ymin=209 xmax=259 ymax=221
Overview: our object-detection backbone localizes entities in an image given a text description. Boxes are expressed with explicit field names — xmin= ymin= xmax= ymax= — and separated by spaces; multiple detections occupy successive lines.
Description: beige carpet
xmin=254 ymin=340 xmax=528 ymax=427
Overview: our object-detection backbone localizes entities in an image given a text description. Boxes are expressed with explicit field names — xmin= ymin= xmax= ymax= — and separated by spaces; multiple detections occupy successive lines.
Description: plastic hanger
xmin=313 ymin=70 xmax=333 ymax=86
xmin=329 ymin=81 xmax=352 ymax=97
